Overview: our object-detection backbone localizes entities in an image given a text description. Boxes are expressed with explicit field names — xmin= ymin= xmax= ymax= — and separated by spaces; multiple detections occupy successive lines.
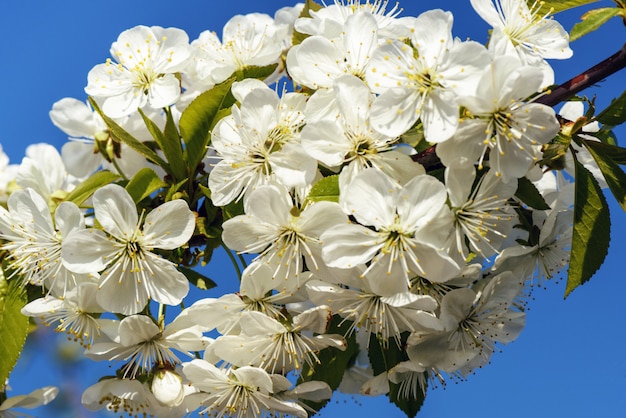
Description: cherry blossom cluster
xmin=0 ymin=0 xmax=606 ymax=417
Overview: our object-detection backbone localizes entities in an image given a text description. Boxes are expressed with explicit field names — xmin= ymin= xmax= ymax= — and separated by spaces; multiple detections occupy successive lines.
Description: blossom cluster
xmin=0 ymin=0 xmax=607 ymax=417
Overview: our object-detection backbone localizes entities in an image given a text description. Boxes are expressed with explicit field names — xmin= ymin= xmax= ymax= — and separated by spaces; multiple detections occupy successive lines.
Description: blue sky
xmin=1 ymin=1 xmax=625 ymax=417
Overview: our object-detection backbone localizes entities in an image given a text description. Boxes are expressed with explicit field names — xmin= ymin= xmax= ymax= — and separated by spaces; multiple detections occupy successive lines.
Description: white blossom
xmin=85 ymin=26 xmax=191 ymax=117
xmin=208 ymin=83 xmax=313 ymax=206
xmin=436 ymin=55 xmax=560 ymax=182
xmin=182 ymin=360 xmax=307 ymax=418
xmin=62 ymin=184 xmax=195 ymax=314
xmin=0 ymin=189 xmax=86 ymax=294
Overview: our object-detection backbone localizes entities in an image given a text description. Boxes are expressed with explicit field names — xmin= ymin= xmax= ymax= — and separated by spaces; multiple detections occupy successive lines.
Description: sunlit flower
xmin=471 ymin=0 xmax=572 ymax=86
xmin=321 ymin=168 xmax=460 ymax=289
xmin=208 ymin=82 xmax=314 ymax=206
xmin=300 ymin=75 xmax=425 ymax=190
xmin=85 ymin=313 xmax=207 ymax=378
xmin=62 ymin=184 xmax=195 ymax=314
xmin=85 ymin=25 xmax=191 ymax=117
xmin=287 ymin=11 xmax=379 ymax=89
xmin=366 ymin=9 xmax=489 ymax=141
xmin=436 ymin=55 xmax=560 ymax=182
xmin=222 ymin=184 xmax=347 ymax=286
xmin=182 ymin=360 xmax=307 ymax=418
xmin=0 ymin=189 xmax=86 ymax=294
xmin=21 ymin=282 xmax=106 ymax=348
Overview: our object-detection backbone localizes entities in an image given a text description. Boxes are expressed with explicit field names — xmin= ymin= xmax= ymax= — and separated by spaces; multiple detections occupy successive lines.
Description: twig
xmin=535 ymin=42 xmax=626 ymax=107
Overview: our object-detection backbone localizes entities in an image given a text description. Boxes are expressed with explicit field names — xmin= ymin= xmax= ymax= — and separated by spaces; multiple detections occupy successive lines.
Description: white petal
xmin=341 ymin=168 xmax=397 ymax=228
xmin=143 ymin=254 xmax=190 ymax=306
xmin=148 ymin=74 xmax=181 ymax=109
xmin=49 ymin=98 xmax=99 ymax=138
xmin=62 ymin=229 xmax=118 ymax=274
xmin=93 ymin=184 xmax=138 ymax=239
xmin=370 ymin=88 xmax=420 ymax=138
xmin=55 ymin=201 xmax=85 ymax=239
xmin=142 ymin=199 xmax=195 ymax=249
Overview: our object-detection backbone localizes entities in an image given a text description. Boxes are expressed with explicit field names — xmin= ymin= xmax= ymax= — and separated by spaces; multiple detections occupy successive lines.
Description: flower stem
xmin=221 ymin=240 xmax=243 ymax=280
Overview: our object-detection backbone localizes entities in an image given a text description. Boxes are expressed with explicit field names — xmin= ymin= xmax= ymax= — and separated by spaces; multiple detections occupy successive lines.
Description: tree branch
xmin=535 ymin=42 xmax=626 ymax=107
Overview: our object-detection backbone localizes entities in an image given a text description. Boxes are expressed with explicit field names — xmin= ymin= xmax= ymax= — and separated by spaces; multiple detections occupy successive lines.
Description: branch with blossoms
xmin=0 ymin=0 xmax=625 ymax=417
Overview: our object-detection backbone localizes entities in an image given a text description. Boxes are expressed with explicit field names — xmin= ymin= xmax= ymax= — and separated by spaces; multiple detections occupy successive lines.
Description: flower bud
xmin=151 ymin=369 xmax=184 ymax=407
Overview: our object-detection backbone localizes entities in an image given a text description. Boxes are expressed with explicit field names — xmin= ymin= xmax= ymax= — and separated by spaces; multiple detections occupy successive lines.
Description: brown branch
xmin=535 ymin=42 xmax=626 ymax=107
xmin=412 ymin=43 xmax=626 ymax=169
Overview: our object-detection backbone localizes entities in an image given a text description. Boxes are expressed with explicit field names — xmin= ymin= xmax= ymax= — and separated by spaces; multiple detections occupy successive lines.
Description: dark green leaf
xmin=177 ymin=266 xmax=216 ymax=291
xmin=516 ymin=177 xmax=551 ymax=210
xmin=64 ymin=170 xmax=121 ymax=206
xmin=596 ymin=89 xmax=626 ymax=126
xmin=292 ymin=0 xmax=324 ymax=47
xmin=594 ymin=127 xmax=618 ymax=146
xmin=125 ymin=167 xmax=167 ymax=204
xmin=570 ymin=7 xmax=623 ymax=41
xmin=179 ymin=78 xmax=236 ymax=176
xmin=581 ymin=140 xmax=626 ymax=164
xmin=163 ymin=108 xmax=187 ymax=181
xmin=298 ymin=315 xmax=359 ymax=413
xmin=222 ymin=199 xmax=245 ymax=221
xmin=138 ymin=107 xmax=187 ymax=182
xmin=306 ymin=175 xmax=340 ymax=204
xmin=539 ymin=133 xmax=570 ymax=170
xmin=566 ymin=161 xmax=610 ymax=297
xmin=0 ymin=272 xmax=29 ymax=385
xmin=88 ymin=97 xmax=171 ymax=174
xmin=584 ymin=139 xmax=626 ymax=210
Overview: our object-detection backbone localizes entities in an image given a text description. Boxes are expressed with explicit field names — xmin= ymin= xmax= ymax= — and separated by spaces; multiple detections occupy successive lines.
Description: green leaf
xmin=0 ymin=271 xmax=29 ymax=385
xmin=177 ymin=266 xmax=216 ymax=291
xmin=163 ymin=108 xmax=188 ymax=181
xmin=298 ymin=315 xmax=359 ymax=413
xmin=584 ymin=139 xmax=626 ymax=210
xmin=240 ymin=64 xmax=279 ymax=81
xmin=125 ymin=167 xmax=167 ymax=204
xmin=580 ymin=140 xmax=626 ymax=164
xmin=367 ymin=334 xmax=425 ymax=418
xmin=292 ymin=0 xmax=324 ymax=46
xmin=198 ymin=184 xmax=212 ymax=199
xmin=139 ymin=108 xmax=187 ymax=182
xmin=222 ymin=198 xmax=245 ymax=221
xmin=89 ymin=98 xmax=171 ymax=175
xmin=530 ymin=0 xmax=599 ymax=15
xmin=539 ymin=133 xmax=571 ymax=170
xmin=64 ymin=170 xmax=121 ymax=206
xmin=566 ymin=161 xmax=610 ymax=297
xmin=179 ymin=78 xmax=236 ymax=176
xmin=165 ymin=178 xmax=189 ymax=202
xmin=594 ymin=127 xmax=618 ymax=146
xmin=516 ymin=177 xmax=551 ymax=210
xmin=306 ymin=175 xmax=340 ymax=204
xmin=570 ymin=7 xmax=623 ymax=41
xmin=595 ymin=89 xmax=626 ymax=126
